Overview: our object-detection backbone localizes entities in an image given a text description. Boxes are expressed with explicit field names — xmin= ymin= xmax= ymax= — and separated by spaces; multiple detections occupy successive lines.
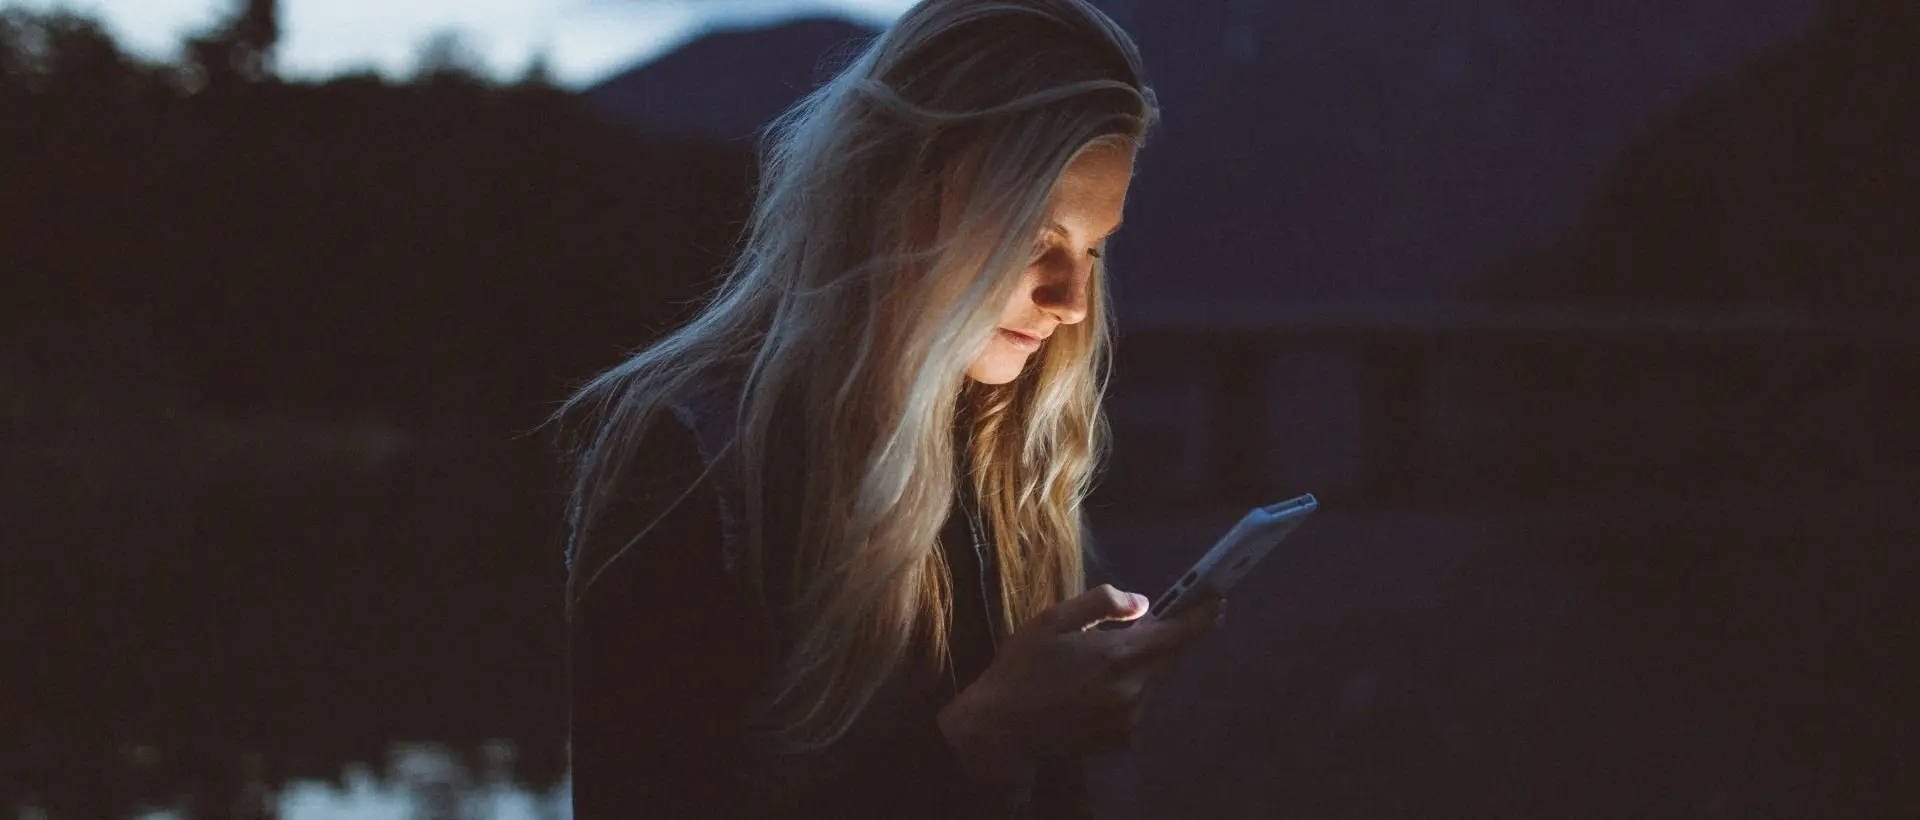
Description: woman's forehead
xmin=1045 ymin=143 xmax=1136 ymax=239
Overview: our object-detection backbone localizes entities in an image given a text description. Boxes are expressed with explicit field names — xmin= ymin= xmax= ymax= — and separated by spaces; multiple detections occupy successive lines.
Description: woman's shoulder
xmin=566 ymin=409 xmax=759 ymax=657
xmin=662 ymin=375 xmax=744 ymax=472
xmin=570 ymin=402 xmax=735 ymax=596
xmin=608 ymin=370 xmax=747 ymax=507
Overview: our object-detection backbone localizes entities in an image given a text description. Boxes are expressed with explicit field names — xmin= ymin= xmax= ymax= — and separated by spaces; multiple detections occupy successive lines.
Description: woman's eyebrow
xmin=1045 ymin=220 xmax=1124 ymax=241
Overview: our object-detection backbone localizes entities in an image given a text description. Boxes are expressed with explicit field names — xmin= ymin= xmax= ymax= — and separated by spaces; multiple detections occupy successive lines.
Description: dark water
xmin=1081 ymin=491 xmax=1920 ymax=818
xmin=11 ymin=345 xmax=1915 ymax=818
xmin=14 ymin=492 xmax=1913 ymax=819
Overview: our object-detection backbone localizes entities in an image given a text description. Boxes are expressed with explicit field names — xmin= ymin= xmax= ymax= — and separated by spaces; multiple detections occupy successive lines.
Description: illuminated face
xmin=966 ymin=142 xmax=1136 ymax=385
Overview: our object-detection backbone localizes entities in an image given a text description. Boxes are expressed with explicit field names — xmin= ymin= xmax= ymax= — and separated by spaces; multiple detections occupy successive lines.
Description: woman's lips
xmin=998 ymin=328 xmax=1044 ymax=352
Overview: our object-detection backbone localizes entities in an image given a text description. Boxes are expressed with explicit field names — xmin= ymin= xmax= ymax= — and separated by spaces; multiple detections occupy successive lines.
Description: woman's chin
xmin=966 ymin=351 xmax=1029 ymax=385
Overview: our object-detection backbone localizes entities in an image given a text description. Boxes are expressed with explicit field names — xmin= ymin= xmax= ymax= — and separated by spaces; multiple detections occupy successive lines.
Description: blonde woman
xmin=554 ymin=0 xmax=1222 ymax=815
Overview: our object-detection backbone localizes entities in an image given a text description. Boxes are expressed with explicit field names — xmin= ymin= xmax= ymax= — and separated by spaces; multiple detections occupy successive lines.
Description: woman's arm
xmin=566 ymin=420 xmax=1022 ymax=818
xmin=566 ymin=421 xmax=762 ymax=814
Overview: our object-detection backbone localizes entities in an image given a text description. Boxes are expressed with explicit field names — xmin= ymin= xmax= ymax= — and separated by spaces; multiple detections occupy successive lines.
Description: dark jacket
xmin=566 ymin=381 xmax=1093 ymax=818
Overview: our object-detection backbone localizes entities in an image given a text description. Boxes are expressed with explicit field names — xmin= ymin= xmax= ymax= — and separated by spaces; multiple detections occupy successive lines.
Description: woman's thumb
xmin=1046 ymin=584 xmax=1149 ymax=632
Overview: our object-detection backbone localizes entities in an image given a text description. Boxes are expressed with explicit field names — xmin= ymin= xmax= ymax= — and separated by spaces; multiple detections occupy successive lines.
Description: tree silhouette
xmin=0 ymin=9 xmax=143 ymax=95
xmin=186 ymin=0 xmax=280 ymax=90
xmin=516 ymin=49 xmax=558 ymax=88
xmin=412 ymin=29 xmax=489 ymax=82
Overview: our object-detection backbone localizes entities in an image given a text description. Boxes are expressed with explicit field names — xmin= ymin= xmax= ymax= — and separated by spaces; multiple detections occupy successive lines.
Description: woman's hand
xmin=935 ymin=584 xmax=1223 ymax=782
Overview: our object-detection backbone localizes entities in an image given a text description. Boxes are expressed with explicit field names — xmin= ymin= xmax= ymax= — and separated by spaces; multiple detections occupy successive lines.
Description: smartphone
xmin=1147 ymin=493 xmax=1318 ymax=619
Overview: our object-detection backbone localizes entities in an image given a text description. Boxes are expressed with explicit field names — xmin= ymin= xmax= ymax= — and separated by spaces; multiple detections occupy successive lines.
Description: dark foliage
xmin=1 ymin=13 xmax=749 ymax=428
xmin=2 ymin=4 xmax=750 ymax=813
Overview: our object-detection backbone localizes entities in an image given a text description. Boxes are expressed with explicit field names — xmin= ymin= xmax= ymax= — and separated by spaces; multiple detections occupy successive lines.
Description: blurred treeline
xmin=1478 ymin=0 xmax=1917 ymax=315
xmin=2 ymin=3 xmax=747 ymax=814
xmin=1448 ymin=0 xmax=1920 ymax=501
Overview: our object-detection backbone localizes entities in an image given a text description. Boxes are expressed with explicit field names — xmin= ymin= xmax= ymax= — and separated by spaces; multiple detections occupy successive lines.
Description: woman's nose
xmin=1034 ymin=263 xmax=1091 ymax=325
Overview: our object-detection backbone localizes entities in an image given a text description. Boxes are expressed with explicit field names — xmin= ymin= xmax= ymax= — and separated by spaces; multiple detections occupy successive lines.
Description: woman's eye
xmin=1087 ymin=247 xmax=1104 ymax=260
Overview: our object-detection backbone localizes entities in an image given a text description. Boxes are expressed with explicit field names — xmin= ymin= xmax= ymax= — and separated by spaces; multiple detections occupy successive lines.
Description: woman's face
xmin=966 ymin=142 xmax=1137 ymax=385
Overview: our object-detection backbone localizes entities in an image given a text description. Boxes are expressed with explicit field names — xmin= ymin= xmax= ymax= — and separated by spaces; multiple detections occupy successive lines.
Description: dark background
xmin=4 ymin=0 xmax=1916 ymax=817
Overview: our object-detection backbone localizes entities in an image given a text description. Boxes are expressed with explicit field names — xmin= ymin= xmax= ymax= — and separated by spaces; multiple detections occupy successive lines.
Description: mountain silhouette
xmin=1474 ymin=0 xmax=1920 ymax=316
xmin=584 ymin=17 xmax=879 ymax=143
xmin=585 ymin=1 xmax=1824 ymax=316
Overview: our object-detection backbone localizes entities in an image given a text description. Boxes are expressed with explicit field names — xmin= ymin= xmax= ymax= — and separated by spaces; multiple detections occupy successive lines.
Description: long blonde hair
xmin=552 ymin=0 xmax=1156 ymax=752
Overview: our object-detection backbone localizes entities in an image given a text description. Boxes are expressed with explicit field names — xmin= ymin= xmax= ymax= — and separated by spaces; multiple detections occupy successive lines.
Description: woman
xmin=553 ymin=0 xmax=1222 ymax=816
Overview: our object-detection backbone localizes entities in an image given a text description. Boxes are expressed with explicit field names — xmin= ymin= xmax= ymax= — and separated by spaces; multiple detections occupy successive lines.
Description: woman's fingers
xmin=1114 ymin=602 xmax=1223 ymax=737
xmin=1111 ymin=595 xmax=1222 ymax=666
xmin=1039 ymin=584 xmax=1150 ymax=633
xmin=980 ymin=589 xmax=1222 ymax=758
